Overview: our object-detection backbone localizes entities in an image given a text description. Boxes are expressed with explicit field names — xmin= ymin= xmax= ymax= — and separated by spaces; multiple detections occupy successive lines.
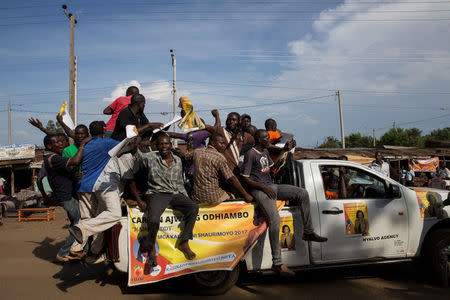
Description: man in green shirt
xmin=62 ymin=124 xmax=89 ymax=158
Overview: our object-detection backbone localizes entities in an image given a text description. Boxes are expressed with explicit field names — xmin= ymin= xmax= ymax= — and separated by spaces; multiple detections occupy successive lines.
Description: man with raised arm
xmin=241 ymin=129 xmax=327 ymax=276
xmin=185 ymin=133 xmax=253 ymax=205
xmin=209 ymin=111 xmax=254 ymax=175
xmin=43 ymin=133 xmax=90 ymax=262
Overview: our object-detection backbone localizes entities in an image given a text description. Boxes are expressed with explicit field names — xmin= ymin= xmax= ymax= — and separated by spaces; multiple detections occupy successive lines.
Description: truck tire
xmin=423 ymin=228 xmax=450 ymax=287
xmin=191 ymin=266 xmax=240 ymax=295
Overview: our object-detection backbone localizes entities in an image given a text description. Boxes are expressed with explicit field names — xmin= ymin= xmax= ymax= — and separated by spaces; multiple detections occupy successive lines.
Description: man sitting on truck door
xmin=184 ymin=133 xmax=254 ymax=205
xmin=241 ymin=129 xmax=327 ymax=276
xmin=132 ymin=134 xmax=199 ymax=270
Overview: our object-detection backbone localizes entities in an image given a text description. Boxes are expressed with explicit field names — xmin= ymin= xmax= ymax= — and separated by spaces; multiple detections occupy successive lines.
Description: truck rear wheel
xmin=191 ymin=266 xmax=240 ymax=295
xmin=423 ymin=228 xmax=450 ymax=287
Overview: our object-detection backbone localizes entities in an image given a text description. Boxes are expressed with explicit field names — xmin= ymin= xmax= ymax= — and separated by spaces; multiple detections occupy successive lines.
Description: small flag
xmin=59 ymin=102 xmax=75 ymax=130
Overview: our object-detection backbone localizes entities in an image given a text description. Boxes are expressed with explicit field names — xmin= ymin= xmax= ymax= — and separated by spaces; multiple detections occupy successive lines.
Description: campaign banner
xmin=344 ymin=202 xmax=370 ymax=236
xmin=409 ymin=157 xmax=439 ymax=172
xmin=128 ymin=201 xmax=284 ymax=286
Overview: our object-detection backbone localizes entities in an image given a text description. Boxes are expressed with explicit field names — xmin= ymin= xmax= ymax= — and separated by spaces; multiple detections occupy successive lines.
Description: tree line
xmin=317 ymin=127 xmax=450 ymax=148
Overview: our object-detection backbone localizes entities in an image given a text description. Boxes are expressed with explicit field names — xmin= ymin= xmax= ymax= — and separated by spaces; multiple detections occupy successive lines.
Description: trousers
xmin=250 ymin=184 xmax=313 ymax=266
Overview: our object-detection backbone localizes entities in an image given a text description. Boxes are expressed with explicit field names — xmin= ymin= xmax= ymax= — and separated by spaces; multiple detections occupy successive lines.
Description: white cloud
xmin=261 ymin=0 xmax=450 ymax=145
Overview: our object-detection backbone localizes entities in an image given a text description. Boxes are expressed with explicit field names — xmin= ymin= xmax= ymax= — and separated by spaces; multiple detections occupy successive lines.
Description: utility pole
xmin=373 ymin=128 xmax=376 ymax=147
xmin=62 ymin=4 xmax=77 ymax=122
xmin=170 ymin=49 xmax=178 ymax=147
xmin=337 ymin=90 xmax=345 ymax=149
xmin=393 ymin=121 xmax=396 ymax=129
xmin=74 ymin=55 xmax=78 ymax=125
xmin=8 ymin=101 xmax=11 ymax=145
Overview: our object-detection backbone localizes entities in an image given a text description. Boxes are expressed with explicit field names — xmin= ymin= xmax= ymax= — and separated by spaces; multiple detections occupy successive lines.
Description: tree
xmin=346 ymin=133 xmax=374 ymax=148
xmin=46 ymin=120 xmax=64 ymax=134
xmin=379 ymin=127 xmax=423 ymax=147
xmin=317 ymin=136 xmax=342 ymax=148
xmin=423 ymin=127 xmax=450 ymax=141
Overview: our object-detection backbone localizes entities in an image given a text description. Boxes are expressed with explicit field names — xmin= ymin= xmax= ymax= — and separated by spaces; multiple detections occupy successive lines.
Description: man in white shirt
xmin=369 ymin=151 xmax=390 ymax=178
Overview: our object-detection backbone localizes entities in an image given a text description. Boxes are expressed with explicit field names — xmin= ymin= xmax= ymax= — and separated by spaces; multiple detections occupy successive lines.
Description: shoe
xmin=302 ymin=232 xmax=328 ymax=242
xmin=68 ymin=226 xmax=83 ymax=244
xmin=85 ymin=253 xmax=107 ymax=264
xmin=70 ymin=250 xmax=86 ymax=260
xmin=177 ymin=240 xmax=196 ymax=260
xmin=56 ymin=254 xmax=70 ymax=262
xmin=272 ymin=264 xmax=295 ymax=277
xmin=56 ymin=254 xmax=81 ymax=263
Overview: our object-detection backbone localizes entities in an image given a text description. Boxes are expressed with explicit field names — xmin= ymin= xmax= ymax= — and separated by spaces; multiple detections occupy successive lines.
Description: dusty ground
xmin=0 ymin=207 xmax=449 ymax=299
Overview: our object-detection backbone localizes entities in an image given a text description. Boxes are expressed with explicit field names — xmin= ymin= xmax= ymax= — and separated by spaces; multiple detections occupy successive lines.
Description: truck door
xmin=310 ymin=162 xmax=408 ymax=263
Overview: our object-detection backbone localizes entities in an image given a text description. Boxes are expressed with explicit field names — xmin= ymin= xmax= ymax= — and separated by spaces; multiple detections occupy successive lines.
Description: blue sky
xmin=0 ymin=0 xmax=449 ymax=147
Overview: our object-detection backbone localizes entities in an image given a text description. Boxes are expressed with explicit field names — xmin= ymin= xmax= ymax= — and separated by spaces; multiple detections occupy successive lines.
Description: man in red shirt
xmin=103 ymin=86 xmax=139 ymax=136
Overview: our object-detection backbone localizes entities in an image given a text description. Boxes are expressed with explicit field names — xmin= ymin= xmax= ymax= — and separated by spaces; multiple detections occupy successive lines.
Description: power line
xmin=178 ymin=79 xmax=450 ymax=95
xmin=0 ymin=80 xmax=171 ymax=98
xmin=3 ymin=1 xmax=450 ymax=10
xmin=376 ymin=113 xmax=450 ymax=130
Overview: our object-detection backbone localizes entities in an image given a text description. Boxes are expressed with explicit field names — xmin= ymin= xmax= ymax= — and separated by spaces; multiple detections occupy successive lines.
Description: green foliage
xmin=346 ymin=133 xmax=374 ymax=148
xmin=316 ymin=126 xmax=449 ymax=149
xmin=379 ymin=127 xmax=423 ymax=147
xmin=423 ymin=127 xmax=450 ymax=141
xmin=45 ymin=120 xmax=64 ymax=134
xmin=317 ymin=136 xmax=342 ymax=148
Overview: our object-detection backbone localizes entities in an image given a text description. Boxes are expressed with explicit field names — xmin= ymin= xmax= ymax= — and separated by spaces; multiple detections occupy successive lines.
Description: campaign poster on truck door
xmin=128 ymin=201 xmax=284 ymax=286
xmin=414 ymin=189 xmax=447 ymax=219
xmin=279 ymin=216 xmax=295 ymax=251
xmin=344 ymin=202 xmax=370 ymax=236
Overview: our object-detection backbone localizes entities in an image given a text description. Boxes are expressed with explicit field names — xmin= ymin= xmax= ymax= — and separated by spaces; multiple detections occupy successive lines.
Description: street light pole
xmin=8 ymin=101 xmax=11 ymax=145
xmin=337 ymin=90 xmax=345 ymax=149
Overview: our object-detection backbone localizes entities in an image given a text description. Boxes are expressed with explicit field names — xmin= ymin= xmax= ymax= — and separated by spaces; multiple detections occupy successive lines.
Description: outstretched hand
xmin=80 ymin=137 xmax=92 ymax=146
xmin=28 ymin=118 xmax=44 ymax=129
xmin=211 ymin=109 xmax=219 ymax=118
xmin=56 ymin=113 xmax=63 ymax=124
xmin=283 ymin=139 xmax=297 ymax=151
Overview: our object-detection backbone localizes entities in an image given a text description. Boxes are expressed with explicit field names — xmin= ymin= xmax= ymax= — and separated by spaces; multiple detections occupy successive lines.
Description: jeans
xmin=57 ymin=198 xmax=81 ymax=257
xmin=250 ymin=184 xmax=313 ymax=266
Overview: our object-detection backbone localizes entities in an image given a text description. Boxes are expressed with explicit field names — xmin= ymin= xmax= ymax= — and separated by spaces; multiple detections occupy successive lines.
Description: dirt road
xmin=0 ymin=207 xmax=448 ymax=299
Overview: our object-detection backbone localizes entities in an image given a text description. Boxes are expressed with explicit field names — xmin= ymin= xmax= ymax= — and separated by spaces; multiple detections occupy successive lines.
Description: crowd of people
xmin=29 ymin=86 xmax=327 ymax=275
xmin=28 ymin=85 xmax=328 ymax=276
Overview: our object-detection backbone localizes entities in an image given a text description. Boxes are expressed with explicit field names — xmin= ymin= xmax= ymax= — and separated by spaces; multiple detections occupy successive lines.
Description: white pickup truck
xmin=110 ymin=153 xmax=450 ymax=294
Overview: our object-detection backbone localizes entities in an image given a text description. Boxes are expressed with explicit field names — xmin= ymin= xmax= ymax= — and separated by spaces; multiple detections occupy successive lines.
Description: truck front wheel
xmin=424 ymin=228 xmax=450 ymax=287
xmin=191 ymin=266 xmax=240 ymax=295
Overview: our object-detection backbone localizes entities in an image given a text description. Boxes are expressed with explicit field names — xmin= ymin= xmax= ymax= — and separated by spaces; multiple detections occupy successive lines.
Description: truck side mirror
xmin=387 ymin=183 xmax=401 ymax=199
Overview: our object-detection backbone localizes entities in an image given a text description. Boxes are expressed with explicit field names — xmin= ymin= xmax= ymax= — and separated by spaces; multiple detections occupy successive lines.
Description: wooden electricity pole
xmin=62 ymin=4 xmax=77 ymax=122
xmin=170 ymin=49 xmax=178 ymax=147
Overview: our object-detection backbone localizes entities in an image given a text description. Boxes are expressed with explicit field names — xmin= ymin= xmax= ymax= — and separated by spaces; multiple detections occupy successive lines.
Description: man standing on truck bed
xmin=241 ymin=129 xmax=327 ymax=276
xmin=103 ymin=85 xmax=139 ymax=138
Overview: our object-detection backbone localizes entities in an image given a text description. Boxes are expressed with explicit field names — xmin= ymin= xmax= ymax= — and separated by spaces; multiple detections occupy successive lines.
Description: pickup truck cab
xmin=112 ymin=153 xmax=450 ymax=294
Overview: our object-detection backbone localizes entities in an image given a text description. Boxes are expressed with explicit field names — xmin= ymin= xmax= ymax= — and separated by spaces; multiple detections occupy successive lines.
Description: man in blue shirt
xmin=69 ymin=121 xmax=138 ymax=261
